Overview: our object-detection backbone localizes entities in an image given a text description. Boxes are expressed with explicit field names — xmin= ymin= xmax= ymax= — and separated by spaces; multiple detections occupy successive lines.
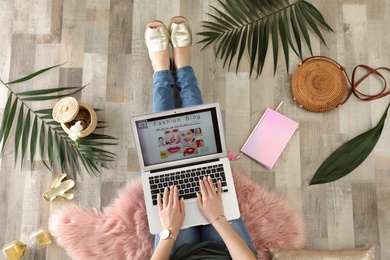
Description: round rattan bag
xmin=291 ymin=56 xmax=347 ymax=112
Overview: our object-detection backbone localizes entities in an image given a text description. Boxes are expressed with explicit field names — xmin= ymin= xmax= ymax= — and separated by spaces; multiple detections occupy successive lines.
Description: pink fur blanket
xmin=49 ymin=167 xmax=305 ymax=259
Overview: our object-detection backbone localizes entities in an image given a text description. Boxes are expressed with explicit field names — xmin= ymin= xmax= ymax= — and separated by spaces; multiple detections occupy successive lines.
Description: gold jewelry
xmin=211 ymin=215 xmax=225 ymax=225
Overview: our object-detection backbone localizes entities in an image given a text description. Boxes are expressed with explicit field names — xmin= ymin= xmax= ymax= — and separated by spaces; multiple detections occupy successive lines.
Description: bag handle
xmin=302 ymin=56 xmax=390 ymax=104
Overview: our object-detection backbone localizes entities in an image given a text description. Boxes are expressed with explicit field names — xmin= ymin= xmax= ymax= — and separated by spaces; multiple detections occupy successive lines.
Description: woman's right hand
xmin=197 ymin=176 xmax=224 ymax=222
xmin=157 ymin=186 xmax=185 ymax=236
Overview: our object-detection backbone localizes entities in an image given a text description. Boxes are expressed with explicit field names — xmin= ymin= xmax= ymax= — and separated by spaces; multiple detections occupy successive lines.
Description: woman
xmin=145 ymin=16 xmax=256 ymax=260
xmin=158 ymin=137 xmax=166 ymax=146
xmin=181 ymin=129 xmax=195 ymax=144
xmin=195 ymin=127 xmax=202 ymax=136
xmin=164 ymin=128 xmax=181 ymax=145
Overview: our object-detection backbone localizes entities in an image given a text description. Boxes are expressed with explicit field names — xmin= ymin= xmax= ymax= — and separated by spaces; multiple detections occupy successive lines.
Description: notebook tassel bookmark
xmin=228 ymin=151 xmax=242 ymax=161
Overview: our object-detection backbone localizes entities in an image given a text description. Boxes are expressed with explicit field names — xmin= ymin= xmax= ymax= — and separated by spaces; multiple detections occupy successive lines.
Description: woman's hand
xmin=157 ymin=186 xmax=185 ymax=236
xmin=197 ymin=176 xmax=224 ymax=222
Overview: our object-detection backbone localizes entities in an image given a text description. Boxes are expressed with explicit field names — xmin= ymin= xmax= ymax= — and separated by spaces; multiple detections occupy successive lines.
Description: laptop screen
xmin=134 ymin=107 xmax=223 ymax=168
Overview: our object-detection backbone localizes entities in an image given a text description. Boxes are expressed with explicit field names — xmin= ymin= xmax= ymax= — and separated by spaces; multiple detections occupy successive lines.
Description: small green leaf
xmin=14 ymin=104 xmax=25 ymax=165
xmin=290 ymin=8 xmax=303 ymax=58
xmin=266 ymin=0 xmax=281 ymax=9
xmin=295 ymin=5 xmax=313 ymax=55
xmin=282 ymin=10 xmax=300 ymax=59
xmin=39 ymin=122 xmax=46 ymax=163
xmin=249 ymin=21 xmax=259 ymax=77
xmin=21 ymin=111 xmax=31 ymax=166
xmin=231 ymin=0 xmax=251 ymax=23
xmin=220 ymin=32 xmax=235 ymax=65
xmin=30 ymin=115 xmax=38 ymax=168
xmin=6 ymin=62 xmax=66 ymax=84
xmin=257 ymin=19 xmax=270 ymax=76
xmin=21 ymin=86 xmax=86 ymax=101
xmin=301 ymin=1 xmax=334 ymax=32
xmin=82 ymin=133 xmax=118 ymax=141
xmin=47 ymin=130 xmax=53 ymax=168
xmin=261 ymin=0 xmax=273 ymax=10
xmin=236 ymin=26 xmax=248 ymax=73
xmin=17 ymin=86 xmax=83 ymax=96
xmin=1 ymin=97 xmax=18 ymax=153
xmin=249 ymin=0 xmax=267 ymax=14
xmin=272 ymin=15 xmax=279 ymax=74
xmin=226 ymin=29 xmax=241 ymax=69
xmin=298 ymin=4 xmax=327 ymax=46
xmin=35 ymin=109 xmax=53 ymax=115
xmin=0 ymin=94 xmax=13 ymax=141
xmin=222 ymin=0 xmax=245 ymax=24
xmin=201 ymin=21 xmax=229 ymax=33
xmin=278 ymin=12 xmax=290 ymax=73
xmin=207 ymin=10 xmax=237 ymax=29
xmin=40 ymin=114 xmax=55 ymax=120
xmin=53 ymin=134 xmax=60 ymax=170
xmin=310 ymin=102 xmax=390 ymax=185
xmin=58 ymin=137 xmax=66 ymax=171
xmin=212 ymin=2 xmax=240 ymax=27
xmin=215 ymin=32 xmax=230 ymax=58
xmin=241 ymin=0 xmax=261 ymax=19
xmin=77 ymin=140 xmax=118 ymax=146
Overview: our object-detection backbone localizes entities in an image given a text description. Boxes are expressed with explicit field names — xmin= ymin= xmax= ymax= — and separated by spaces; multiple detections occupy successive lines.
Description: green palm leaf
xmin=310 ymin=102 xmax=390 ymax=185
xmin=0 ymin=65 xmax=118 ymax=178
xmin=21 ymin=110 xmax=30 ymax=165
xmin=1 ymin=97 xmax=18 ymax=152
xmin=30 ymin=115 xmax=38 ymax=169
xmin=14 ymin=104 xmax=24 ymax=165
xmin=198 ymin=0 xmax=333 ymax=77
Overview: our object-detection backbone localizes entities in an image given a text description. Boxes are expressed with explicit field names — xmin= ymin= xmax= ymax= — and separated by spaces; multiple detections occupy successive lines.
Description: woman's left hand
xmin=157 ymin=186 xmax=185 ymax=236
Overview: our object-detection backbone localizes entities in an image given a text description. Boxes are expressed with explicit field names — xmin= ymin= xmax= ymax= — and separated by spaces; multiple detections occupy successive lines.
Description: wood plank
xmin=1 ymin=1 xmax=390 ymax=259
xmin=375 ymin=156 xmax=390 ymax=259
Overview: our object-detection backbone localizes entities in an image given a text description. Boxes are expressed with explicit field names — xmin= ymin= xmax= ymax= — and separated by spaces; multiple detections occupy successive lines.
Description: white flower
xmin=70 ymin=121 xmax=83 ymax=133
xmin=68 ymin=121 xmax=83 ymax=142
xmin=68 ymin=132 xmax=79 ymax=142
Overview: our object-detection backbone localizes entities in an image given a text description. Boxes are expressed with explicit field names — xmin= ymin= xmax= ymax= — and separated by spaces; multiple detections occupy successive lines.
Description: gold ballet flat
xmin=169 ymin=16 xmax=192 ymax=48
xmin=145 ymin=20 xmax=170 ymax=52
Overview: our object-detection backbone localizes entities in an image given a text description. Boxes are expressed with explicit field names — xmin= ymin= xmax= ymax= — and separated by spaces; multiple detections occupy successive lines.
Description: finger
xmin=207 ymin=176 xmax=216 ymax=194
xmin=157 ymin=193 xmax=163 ymax=212
xmin=168 ymin=186 xmax=174 ymax=205
xmin=173 ymin=186 xmax=179 ymax=206
xmin=180 ymin=197 xmax=186 ymax=216
xmin=163 ymin=187 xmax=168 ymax=207
xmin=199 ymin=178 xmax=207 ymax=197
xmin=217 ymin=180 xmax=222 ymax=198
xmin=204 ymin=176 xmax=214 ymax=195
xmin=196 ymin=192 xmax=203 ymax=208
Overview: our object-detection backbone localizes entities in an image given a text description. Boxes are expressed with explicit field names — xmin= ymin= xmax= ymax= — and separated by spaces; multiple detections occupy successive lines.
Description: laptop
xmin=130 ymin=103 xmax=240 ymax=234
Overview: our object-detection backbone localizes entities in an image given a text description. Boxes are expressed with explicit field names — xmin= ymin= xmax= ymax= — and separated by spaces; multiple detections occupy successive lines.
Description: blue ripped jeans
xmin=152 ymin=66 xmax=203 ymax=112
xmin=152 ymin=66 xmax=255 ymax=254
xmin=154 ymin=217 xmax=255 ymax=254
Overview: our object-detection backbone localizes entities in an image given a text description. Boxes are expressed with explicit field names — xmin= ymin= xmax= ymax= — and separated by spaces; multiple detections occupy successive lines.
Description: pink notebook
xmin=240 ymin=108 xmax=298 ymax=169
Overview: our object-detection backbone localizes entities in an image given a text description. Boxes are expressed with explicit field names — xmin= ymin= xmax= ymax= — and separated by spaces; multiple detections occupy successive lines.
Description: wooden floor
xmin=1 ymin=0 xmax=390 ymax=259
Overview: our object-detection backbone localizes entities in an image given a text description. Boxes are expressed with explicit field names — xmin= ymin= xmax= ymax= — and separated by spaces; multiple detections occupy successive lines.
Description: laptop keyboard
xmin=149 ymin=163 xmax=229 ymax=205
